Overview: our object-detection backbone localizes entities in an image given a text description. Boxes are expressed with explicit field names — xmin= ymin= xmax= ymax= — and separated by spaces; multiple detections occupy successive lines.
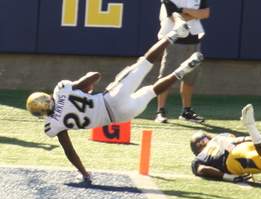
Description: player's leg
xmin=241 ymin=104 xmax=261 ymax=156
xmin=153 ymin=52 xmax=203 ymax=95
xmin=155 ymin=43 xmax=182 ymax=123
xmin=104 ymin=23 xmax=190 ymax=122
xmin=105 ymin=23 xmax=189 ymax=96
xmin=117 ymin=52 xmax=203 ymax=121
xmin=113 ymin=86 xmax=156 ymax=122
xmin=226 ymin=142 xmax=261 ymax=175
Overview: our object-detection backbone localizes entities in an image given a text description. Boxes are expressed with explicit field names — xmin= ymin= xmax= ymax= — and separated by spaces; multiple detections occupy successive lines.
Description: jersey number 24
xmin=63 ymin=95 xmax=94 ymax=129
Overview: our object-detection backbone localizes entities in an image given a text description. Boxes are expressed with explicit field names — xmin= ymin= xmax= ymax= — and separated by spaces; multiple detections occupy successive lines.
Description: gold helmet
xmin=26 ymin=92 xmax=54 ymax=117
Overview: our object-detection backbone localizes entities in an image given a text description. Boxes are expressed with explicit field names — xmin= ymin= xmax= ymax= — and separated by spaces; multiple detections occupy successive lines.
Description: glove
xmin=241 ymin=104 xmax=256 ymax=127
xmin=223 ymin=173 xmax=252 ymax=183
xmin=162 ymin=0 xmax=183 ymax=17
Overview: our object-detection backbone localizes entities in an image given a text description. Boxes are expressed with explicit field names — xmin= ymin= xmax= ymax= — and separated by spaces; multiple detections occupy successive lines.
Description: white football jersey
xmin=44 ymin=80 xmax=111 ymax=137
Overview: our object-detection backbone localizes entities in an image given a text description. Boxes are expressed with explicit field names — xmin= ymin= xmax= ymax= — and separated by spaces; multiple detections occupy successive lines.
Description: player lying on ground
xmin=190 ymin=104 xmax=261 ymax=183
xmin=26 ymin=22 xmax=203 ymax=184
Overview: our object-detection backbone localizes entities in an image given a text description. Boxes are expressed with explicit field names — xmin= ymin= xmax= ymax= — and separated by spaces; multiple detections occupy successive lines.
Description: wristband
xmin=222 ymin=173 xmax=236 ymax=182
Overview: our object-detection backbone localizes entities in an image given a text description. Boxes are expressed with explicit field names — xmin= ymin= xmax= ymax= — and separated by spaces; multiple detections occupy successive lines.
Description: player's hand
xmin=223 ymin=173 xmax=252 ymax=183
xmin=241 ymin=104 xmax=256 ymax=127
xmin=82 ymin=174 xmax=92 ymax=185
xmin=162 ymin=0 xmax=183 ymax=17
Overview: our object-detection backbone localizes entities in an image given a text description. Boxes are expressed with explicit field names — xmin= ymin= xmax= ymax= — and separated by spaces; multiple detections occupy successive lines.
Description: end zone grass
xmin=1 ymin=90 xmax=261 ymax=199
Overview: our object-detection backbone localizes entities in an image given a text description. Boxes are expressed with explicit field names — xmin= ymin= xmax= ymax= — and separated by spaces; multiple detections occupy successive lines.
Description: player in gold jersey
xmin=191 ymin=104 xmax=261 ymax=182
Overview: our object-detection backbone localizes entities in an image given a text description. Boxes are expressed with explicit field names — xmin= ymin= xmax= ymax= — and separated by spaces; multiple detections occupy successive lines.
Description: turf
xmin=1 ymin=90 xmax=261 ymax=199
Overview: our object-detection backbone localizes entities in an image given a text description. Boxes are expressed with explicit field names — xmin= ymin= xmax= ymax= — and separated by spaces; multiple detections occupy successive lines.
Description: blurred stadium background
xmin=0 ymin=0 xmax=261 ymax=95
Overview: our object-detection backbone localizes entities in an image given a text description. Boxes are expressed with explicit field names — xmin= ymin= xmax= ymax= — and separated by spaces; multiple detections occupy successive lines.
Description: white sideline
xmin=129 ymin=173 xmax=168 ymax=199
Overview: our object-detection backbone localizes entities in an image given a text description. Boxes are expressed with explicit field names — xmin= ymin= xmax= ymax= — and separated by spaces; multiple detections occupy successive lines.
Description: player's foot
xmin=179 ymin=109 xmax=205 ymax=123
xmin=241 ymin=104 xmax=255 ymax=127
xmin=174 ymin=52 xmax=203 ymax=80
xmin=155 ymin=108 xmax=168 ymax=123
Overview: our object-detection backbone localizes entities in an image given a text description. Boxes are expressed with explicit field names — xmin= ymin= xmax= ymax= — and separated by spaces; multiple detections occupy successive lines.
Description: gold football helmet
xmin=26 ymin=92 xmax=54 ymax=117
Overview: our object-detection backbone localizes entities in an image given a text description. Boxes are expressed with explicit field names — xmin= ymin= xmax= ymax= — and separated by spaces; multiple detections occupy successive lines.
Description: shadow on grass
xmin=0 ymin=135 xmax=58 ymax=151
xmin=65 ymin=181 xmax=229 ymax=199
xmin=162 ymin=189 xmax=233 ymax=199
xmin=65 ymin=181 xmax=143 ymax=193
xmin=174 ymin=121 xmax=247 ymax=136
xmin=139 ymin=94 xmax=261 ymax=121
xmin=202 ymin=176 xmax=261 ymax=189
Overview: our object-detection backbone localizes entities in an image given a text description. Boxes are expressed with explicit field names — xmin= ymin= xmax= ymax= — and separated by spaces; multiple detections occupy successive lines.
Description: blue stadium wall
xmin=0 ymin=0 xmax=260 ymax=59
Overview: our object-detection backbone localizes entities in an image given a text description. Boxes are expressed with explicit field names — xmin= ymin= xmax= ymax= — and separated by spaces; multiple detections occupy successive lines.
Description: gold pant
xmin=226 ymin=142 xmax=261 ymax=175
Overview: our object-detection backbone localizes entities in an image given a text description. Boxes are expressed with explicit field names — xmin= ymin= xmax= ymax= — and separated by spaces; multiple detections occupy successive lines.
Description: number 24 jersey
xmin=44 ymin=80 xmax=111 ymax=137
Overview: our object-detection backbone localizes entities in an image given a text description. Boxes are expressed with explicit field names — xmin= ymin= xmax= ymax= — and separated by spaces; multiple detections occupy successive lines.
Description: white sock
xmin=166 ymin=30 xmax=178 ymax=44
xmin=173 ymin=52 xmax=203 ymax=80
xmin=247 ymin=125 xmax=261 ymax=144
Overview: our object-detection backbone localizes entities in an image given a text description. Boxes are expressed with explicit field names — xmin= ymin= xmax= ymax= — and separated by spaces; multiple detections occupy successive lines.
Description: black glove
xmin=162 ymin=0 xmax=183 ymax=17
xmin=234 ymin=174 xmax=252 ymax=183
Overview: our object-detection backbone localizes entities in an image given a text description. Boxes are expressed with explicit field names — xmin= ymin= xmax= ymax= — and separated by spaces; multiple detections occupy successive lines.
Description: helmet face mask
xmin=26 ymin=92 xmax=54 ymax=117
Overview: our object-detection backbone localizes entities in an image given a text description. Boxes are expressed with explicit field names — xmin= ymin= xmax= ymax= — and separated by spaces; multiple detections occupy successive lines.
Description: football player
xmin=26 ymin=22 xmax=203 ymax=184
xmin=191 ymin=104 xmax=261 ymax=183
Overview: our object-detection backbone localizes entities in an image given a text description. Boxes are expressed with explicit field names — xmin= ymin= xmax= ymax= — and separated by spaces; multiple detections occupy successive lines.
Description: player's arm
xmin=232 ymin=136 xmax=252 ymax=145
xmin=182 ymin=8 xmax=210 ymax=20
xmin=72 ymin=72 xmax=101 ymax=93
xmin=195 ymin=164 xmax=223 ymax=179
xmin=179 ymin=13 xmax=194 ymax=21
xmin=57 ymin=131 xmax=91 ymax=180
xmin=194 ymin=163 xmax=251 ymax=182
xmin=162 ymin=0 xmax=209 ymax=20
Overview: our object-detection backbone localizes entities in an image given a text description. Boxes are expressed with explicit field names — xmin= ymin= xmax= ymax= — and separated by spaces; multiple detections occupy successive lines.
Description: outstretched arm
xmin=72 ymin=72 xmax=101 ymax=93
xmin=232 ymin=136 xmax=252 ymax=145
xmin=196 ymin=164 xmax=224 ymax=179
xmin=57 ymin=131 xmax=91 ymax=180
xmin=195 ymin=163 xmax=251 ymax=182
xmin=182 ymin=8 xmax=210 ymax=20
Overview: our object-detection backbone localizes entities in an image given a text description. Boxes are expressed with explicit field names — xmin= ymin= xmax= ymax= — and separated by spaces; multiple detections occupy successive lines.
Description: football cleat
xmin=241 ymin=104 xmax=256 ymax=127
xmin=179 ymin=109 xmax=205 ymax=123
xmin=26 ymin=92 xmax=54 ymax=117
xmin=155 ymin=108 xmax=168 ymax=123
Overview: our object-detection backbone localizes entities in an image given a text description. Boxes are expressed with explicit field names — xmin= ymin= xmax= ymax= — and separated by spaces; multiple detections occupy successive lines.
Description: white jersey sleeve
xmin=44 ymin=117 xmax=66 ymax=137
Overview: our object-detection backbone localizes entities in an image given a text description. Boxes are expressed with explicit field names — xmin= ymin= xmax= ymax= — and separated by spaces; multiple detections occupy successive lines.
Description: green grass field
xmin=1 ymin=90 xmax=261 ymax=199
